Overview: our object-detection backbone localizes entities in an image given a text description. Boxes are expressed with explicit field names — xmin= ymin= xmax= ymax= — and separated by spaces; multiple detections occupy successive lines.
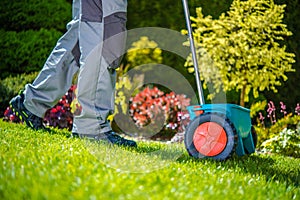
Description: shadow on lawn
xmin=39 ymin=128 xmax=300 ymax=185
xmin=121 ymin=142 xmax=299 ymax=185
xmin=177 ymin=153 xmax=300 ymax=187
xmin=230 ymin=154 xmax=300 ymax=187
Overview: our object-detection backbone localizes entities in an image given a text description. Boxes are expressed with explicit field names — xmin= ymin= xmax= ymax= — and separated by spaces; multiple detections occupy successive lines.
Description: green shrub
xmin=0 ymin=72 xmax=38 ymax=115
xmin=253 ymin=100 xmax=300 ymax=158
xmin=261 ymin=127 xmax=300 ymax=158
xmin=183 ymin=0 xmax=295 ymax=106
xmin=0 ymin=0 xmax=71 ymax=32
xmin=255 ymin=114 xmax=300 ymax=146
xmin=0 ymin=29 xmax=62 ymax=79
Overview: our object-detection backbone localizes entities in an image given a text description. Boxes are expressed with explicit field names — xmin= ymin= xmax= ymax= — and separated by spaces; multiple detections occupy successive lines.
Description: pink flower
xmin=267 ymin=101 xmax=276 ymax=124
xmin=295 ymin=103 xmax=300 ymax=115
xmin=280 ymin=101 xmax=287 ymax=116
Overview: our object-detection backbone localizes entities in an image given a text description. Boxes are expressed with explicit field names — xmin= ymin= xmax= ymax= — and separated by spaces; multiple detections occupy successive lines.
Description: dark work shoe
xmin=71 ymin=131 xmax=137 ymax=148
xmin=9 ymin=93 xmax=48 ymax=131
xmin=104 ymin=131 xmax=137 ymax=147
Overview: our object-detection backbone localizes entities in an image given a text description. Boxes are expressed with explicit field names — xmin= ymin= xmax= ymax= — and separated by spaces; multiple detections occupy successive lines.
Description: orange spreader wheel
xmin=184 ymin=112 xmax=236 ymax=160
xmin=193 ymin=122 xmax=227 ymax=157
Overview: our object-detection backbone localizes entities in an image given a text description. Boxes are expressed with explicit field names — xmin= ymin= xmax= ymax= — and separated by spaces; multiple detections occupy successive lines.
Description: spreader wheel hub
xmin=193 ymin=122 xmax=227 ymax=157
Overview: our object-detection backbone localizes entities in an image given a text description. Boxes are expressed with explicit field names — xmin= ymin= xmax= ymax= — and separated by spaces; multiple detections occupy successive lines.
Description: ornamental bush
xmin=4 ymin=85 xmax=191 ymax=140
xmin=129 ymin=86 xmax=190 ymax=139
xmin=3 ymin=85 xmax=76 ymax=130
xmin=43 ymin=85 xmax=76 ymax=130
xmin=183 ymin=0 xmax=295 ymax=106
xmin=254 ymin=100 xmax=300 ymax=157
xmin=261 ymin=128 xmax=300 ymax=158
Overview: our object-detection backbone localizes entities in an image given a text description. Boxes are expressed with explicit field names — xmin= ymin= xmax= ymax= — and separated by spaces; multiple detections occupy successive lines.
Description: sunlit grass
xmin=0 ymin=120 xmax=299 ymax=199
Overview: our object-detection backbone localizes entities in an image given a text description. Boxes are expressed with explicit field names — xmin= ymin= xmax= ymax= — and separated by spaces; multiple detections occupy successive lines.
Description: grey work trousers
xmin=23 ymin=0 xmax=127 ymax=135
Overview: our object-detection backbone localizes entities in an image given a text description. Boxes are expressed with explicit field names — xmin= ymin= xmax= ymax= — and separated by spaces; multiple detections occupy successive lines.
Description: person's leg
xmin=10 ymin=0 xmax=81 ymax=130
xmin=23 ymin=0 xmax=81 ymax=117
xmin=72 ymin=0 xmax=128 ymax=135
xmin=72 ymin=0 xmax=136 ymax=147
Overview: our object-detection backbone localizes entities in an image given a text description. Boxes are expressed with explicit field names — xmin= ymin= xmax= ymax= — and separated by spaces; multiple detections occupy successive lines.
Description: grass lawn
xmin=0 ymin=120 xmax=299 ymax=200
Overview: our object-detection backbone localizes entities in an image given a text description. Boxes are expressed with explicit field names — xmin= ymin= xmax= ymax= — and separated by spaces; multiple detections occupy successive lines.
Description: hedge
xmin=0 ymin=29 xmax=63 ymax=79
xmin=0 ymin=0 xmax=71 ymax=32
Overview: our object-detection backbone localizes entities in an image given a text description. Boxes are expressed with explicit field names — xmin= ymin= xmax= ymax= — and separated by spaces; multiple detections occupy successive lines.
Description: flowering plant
xmin=4 ymin=85 xmax=77 ymax=130
xmin=254 ymin=100 xmax=300 ymax=157
xmin=3 ymin=107 xmax=21 ymax=123
xmin=261 ymin=128 xmax=300 ymax=158
xmin=257 ymin=101 xmax=300 ymax=126
xmin=4 ymin=84 xmax=191 ymax=140
xmin=43 ymin=85 xmax=76 ymax=130
xmin=129 ymin=86 xmax=190 ymax=139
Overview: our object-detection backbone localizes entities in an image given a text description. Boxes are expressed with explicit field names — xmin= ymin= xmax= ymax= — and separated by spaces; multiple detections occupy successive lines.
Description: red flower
xmin=129 ymin=86 xmax=190 ymax=133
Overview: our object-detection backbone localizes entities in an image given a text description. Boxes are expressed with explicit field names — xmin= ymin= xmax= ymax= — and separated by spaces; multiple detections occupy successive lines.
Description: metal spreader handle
xmin=181 ymin=0 xmax=205 ymax=105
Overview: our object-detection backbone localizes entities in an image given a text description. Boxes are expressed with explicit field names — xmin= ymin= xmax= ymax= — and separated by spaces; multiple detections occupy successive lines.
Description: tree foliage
xmin=184 ymin=0 xmax=295 ymax=106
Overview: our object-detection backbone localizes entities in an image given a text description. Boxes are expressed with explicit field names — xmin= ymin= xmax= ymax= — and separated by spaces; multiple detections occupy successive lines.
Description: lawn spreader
xmin=181 ymin=0 xmax=257 ymax=161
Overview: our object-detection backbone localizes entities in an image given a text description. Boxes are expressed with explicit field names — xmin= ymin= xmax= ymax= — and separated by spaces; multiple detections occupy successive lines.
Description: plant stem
xmin=240 ymin=85 xmax=246 ymax=107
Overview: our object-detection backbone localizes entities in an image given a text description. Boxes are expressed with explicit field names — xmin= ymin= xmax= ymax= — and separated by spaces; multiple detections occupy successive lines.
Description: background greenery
xmin=0 ymin=0 xmax=299 ymax=113
xmin=1 ymin=1 xmax=299 ymax=198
